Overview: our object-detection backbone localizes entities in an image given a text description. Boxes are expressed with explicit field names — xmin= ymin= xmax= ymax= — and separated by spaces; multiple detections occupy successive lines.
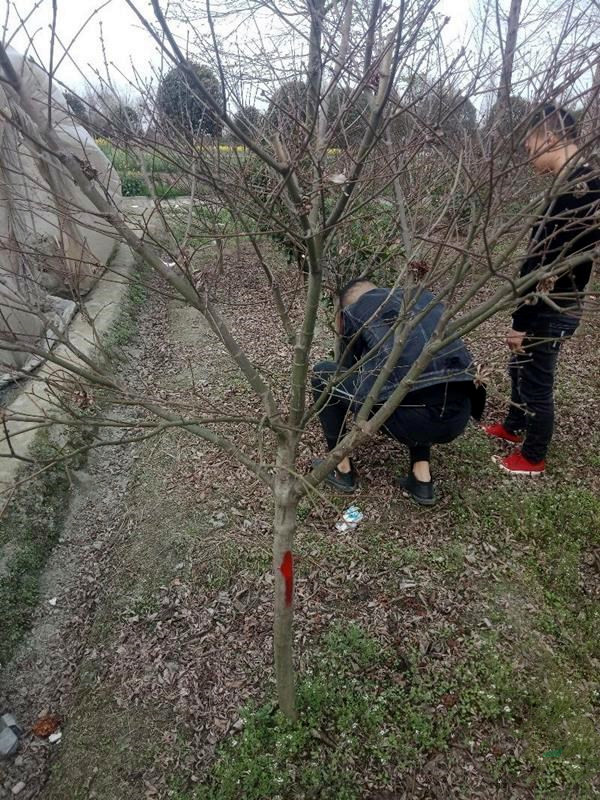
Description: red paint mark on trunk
xmin=279 ymin=551 xmax=294 ymax=607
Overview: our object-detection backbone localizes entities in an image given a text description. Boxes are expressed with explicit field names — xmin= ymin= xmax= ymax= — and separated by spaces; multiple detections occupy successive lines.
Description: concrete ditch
xmin=0 ymin=242 xmax=136 ymax=491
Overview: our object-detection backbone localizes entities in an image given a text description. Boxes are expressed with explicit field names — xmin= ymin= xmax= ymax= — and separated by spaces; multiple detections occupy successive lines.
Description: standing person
xmin=311 ymin=280 xmax=486 ymax=506
xmin=484 ymin=104 xmax=600 ymax=475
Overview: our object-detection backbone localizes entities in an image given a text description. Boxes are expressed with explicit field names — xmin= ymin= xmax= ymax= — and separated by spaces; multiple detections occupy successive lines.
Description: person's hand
xmin=506 ymin=329 xmax=526 ymax=353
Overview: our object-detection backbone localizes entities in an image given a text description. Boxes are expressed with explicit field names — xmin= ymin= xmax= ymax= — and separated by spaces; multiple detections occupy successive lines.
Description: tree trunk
xmin=497 ymin=0 xmax=522 ymax=106
xmin=216 ymin=235 xmax=224 ymax=274
xmin=272 ymin=440 xmax=298 ymax=720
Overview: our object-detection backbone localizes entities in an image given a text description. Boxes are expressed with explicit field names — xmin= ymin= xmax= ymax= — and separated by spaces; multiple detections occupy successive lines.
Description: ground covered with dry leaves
xmin=1 ymin=248 xmax=599 ymax=800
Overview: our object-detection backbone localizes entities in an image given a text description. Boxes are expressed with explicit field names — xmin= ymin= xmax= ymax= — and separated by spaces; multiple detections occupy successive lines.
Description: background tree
xmin=484 ymin=93 xmax=529 ymax=138
xmin=116 ymin=103 xmax=142 ymax=135
xmin=327 ymin=87 xmax=371 ymax=149
xmin=497 ymin=0 xmax=523 ymax=108
xmin=79 ymin=86 xmax=144 ymax=141
xmin=266 ymin=80 xmax=308 ymax=141
xmin=233 ymin=105 xmax=264 ymax=144
xmin=408 ymin=76 xmax=478 ymax=140
xmin=157 ymin=61 xmax=223 ymax=138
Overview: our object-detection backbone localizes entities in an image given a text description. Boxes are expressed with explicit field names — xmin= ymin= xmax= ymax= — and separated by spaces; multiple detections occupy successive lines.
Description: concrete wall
xmin=0 ymin=243 xmax=135 ymax=493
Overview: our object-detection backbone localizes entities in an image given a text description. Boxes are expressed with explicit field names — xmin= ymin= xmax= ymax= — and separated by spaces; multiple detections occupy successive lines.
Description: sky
xmin=2 ymin=0 xmax=475 ymax=95
xmin=3 ymin=0 xmax=162 ymax=93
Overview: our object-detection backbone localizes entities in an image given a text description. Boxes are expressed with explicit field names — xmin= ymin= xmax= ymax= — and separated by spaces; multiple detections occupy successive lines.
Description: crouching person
xmin=311 ymin=279 xmax=485 ymax=506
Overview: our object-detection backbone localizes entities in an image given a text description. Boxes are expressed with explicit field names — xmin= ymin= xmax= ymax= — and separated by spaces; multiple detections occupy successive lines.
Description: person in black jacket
xmin=484 ymin=104 xmax=600 ymax=475
xmin=311 ymin=280 xmax=485 ymax=505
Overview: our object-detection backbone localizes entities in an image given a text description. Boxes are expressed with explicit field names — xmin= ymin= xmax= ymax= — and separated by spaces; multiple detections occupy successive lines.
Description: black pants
xmin=504 ymin=316 xmax=577 ymax=462
xmin=311 ymin=361 xmax=471 ymax=465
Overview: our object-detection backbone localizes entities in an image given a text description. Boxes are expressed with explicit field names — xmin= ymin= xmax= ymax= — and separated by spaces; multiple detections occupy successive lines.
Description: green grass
xmin=120 ymin=172 xmax=192 ymax=198
xmin=184 ymin=472 xmax=600 ymax=799
xmin=199 ymin=538 xmax=270 ymax=592
xmin=189 ymin=617 xmax=600 ymax=799
xmin=96 ymin=138 xmax=184 ymax=175
xmin=96 ymin=139 xmax=192 ymax=198
xmin=104 ymin=262 xmax=148 ymax=354
xmin=193 ymin=625 xmax=458 ymax=800
xmin=451 ymin=482 xmax=600 ymax=796
xmin=459 ymin=637 xmax=600 ymax=799
xmin=118 ymin=171 xmax=193 ymax=198
xmin=167 ymin=206 xmax=244 ymax=245
xmin=459 ymin=484 xmax=600 ymax=670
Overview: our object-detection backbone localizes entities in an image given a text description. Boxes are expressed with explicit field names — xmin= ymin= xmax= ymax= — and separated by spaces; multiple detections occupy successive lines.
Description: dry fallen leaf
xmin=31 ymin=715 xmax=61 ymax=738
xmin=441 ymin=693 xmax=458 ymax=708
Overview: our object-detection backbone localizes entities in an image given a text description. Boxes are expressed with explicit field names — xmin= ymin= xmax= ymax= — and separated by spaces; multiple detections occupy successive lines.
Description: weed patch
xmin=194 ymin=625 xmax=454 ymax=799
xmin=0 ymin=433 xmax=87 ymax=664
xmin=104 ymin=263 xmax=148 ymax=354
xmin=192 ymin=619 xmax=599 ymax=799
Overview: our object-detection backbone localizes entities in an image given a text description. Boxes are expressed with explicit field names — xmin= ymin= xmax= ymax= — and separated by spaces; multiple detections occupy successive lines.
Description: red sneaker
xmin=493 ymin=451 xmax=545 ymax=476
xmin=482 ymin=423 xmax=524 ymax=444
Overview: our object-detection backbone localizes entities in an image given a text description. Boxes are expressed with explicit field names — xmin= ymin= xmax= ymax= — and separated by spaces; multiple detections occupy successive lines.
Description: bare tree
xmin=1 ymin=0 xmax=599 ymax=721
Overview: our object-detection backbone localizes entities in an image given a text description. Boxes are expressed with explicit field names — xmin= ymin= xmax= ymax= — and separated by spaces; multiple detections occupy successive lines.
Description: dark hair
xmin=338 ymin=278 xmax=374 ymax=307
xmin=527 ymin=103 xmax=578 ymax=141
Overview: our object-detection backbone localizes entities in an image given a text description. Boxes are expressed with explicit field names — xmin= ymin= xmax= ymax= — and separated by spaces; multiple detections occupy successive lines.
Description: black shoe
xmin=312 ymin=459 xmax=358 ymax=493
xmin=396 ymin=473 xmax=436 ymax=506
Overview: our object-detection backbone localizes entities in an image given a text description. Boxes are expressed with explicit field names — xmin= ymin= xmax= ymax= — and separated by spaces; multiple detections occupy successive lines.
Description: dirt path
xmin=0 ymin=257 xmax=289 ymax=799
xmin=0 ymin=283 xmax=159 ymax=798
xmin=0 ymin=424 xmax=138 ymax=798
xmin=1 ymin=255 xmax=599 ymax=800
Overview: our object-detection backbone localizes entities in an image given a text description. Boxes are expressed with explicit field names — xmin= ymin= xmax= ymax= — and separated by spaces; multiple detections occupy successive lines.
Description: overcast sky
xmin=3 ymin=0 xmax=474 ymax=94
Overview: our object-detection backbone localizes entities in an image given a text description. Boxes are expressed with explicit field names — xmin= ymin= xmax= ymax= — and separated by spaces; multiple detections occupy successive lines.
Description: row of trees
xmin=65 ymin=89 xmax=143 ymax=139
xmin=67 ymin=63 xmax=534 ymax=146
